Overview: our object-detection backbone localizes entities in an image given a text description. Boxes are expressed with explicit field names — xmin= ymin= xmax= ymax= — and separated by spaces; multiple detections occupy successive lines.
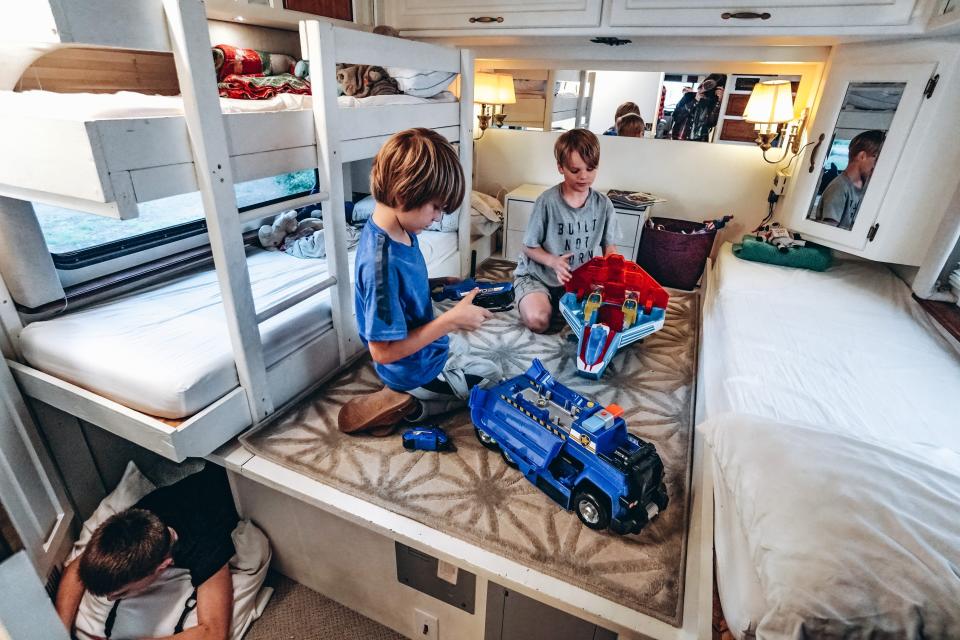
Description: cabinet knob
xmin=721 ymin=11 xmax=772 ymax=20
xmin=469 ymin=16 xmax=505 ymax=24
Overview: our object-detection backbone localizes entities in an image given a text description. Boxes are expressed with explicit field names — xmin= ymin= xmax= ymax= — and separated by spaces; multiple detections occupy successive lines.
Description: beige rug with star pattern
xmin=241 ymin=259 xmax=699 ymax=626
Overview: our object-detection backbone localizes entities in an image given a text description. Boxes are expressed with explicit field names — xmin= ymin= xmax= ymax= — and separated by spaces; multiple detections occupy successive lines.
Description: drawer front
xmin=504 ymin=231 xmax=525 ymax=263
xmin=608 ymin=0 xmax=917 ymax=27
xmin=385 ymin=1 xmax=603 ymax=30
xmin=617 ymin=244 xmax=637 ymax=260
xmin=507 ymin=199 xmax=536 ymax=231
xmin=614 ymin=211 xmax=641 ymax=248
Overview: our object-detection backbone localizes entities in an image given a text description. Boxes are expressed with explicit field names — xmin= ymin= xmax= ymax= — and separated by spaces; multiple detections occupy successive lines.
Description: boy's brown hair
xmin=554 ymin=128 xmax=601 ymax=170
xmin=849 ymin=129 xmax=885 ymax=161
xmin=616 ymin=113 xmax=645 ymax=138
xmin=370 ymin=127 xmax=465 ymax=213
xmin=79 ymin=509 xmax=172 ymax=596
xmin=614 ymin=101 xmax=641 ymax=121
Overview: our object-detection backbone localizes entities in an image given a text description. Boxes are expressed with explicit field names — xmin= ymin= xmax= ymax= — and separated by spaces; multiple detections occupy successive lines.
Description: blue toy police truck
xmin=468 ymin=360 xmax=668 ymax=535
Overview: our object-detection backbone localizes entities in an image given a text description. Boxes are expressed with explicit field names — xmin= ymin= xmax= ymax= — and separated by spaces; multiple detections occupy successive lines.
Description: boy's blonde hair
xmin=554 ymin=128 xmax=601 ymax=171
xmin=616 ymin=113 xmax=645 ymax=138
xmin=370 ymin=128 xmax=465 ymax=213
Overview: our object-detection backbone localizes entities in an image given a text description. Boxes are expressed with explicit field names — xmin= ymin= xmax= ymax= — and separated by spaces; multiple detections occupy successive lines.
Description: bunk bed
xmin=0 ymin=0 xmax=475 ymax=462
xmin=697 ymin=244 xmax=960 ymax=638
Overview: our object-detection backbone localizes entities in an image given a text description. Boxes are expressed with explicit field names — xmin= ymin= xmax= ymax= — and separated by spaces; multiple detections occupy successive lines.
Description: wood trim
xmin=284 ymin=0 xmax=353 ymax=21
xmin=914 ymin=295 xmax=960 ymax=343
xmin=17 ymin=48 xmax=178 ymax=95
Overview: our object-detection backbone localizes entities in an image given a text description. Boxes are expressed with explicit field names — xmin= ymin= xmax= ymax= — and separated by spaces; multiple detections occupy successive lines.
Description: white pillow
xmin=70 ymin=465 xmax=271 ymax=640
xmin=385 ymin=68 xmax=457 ymax=98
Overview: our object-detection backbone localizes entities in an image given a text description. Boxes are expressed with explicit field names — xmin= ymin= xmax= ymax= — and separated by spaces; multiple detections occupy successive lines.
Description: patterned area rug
xmin=241 ymin=259 xmax=699 ymax=626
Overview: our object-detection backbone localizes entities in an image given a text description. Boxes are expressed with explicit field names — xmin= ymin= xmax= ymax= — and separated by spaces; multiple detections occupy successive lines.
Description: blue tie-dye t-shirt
xmin=354 ymin=219 xmax=448 ymax=391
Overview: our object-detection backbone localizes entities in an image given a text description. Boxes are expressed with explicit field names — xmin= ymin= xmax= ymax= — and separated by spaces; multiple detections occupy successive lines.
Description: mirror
xmin=484 ymin=68 xmax=798 ymax=147
xmin=805 ymin=82 xmax=904 ymax=230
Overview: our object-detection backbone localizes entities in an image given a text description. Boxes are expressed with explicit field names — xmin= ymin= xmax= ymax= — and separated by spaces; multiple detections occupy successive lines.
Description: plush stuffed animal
xmin=258 ymin=210 xmax=299 ymax=249
xmin=336 ymin=64 xmax=400 ymax=98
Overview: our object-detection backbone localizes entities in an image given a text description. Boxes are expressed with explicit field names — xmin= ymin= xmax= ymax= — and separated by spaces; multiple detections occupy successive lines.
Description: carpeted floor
xmin=246 ymin=574 xmax=403 ymax=640
xmin=242 ymin=259 xmax=699 ymax=626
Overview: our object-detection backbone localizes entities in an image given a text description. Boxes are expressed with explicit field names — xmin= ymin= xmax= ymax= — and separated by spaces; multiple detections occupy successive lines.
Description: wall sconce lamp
xmin=743 ymin=79 xmax=808 ymax=164
xmin=474 ymin=72 xmax=516 ymax=138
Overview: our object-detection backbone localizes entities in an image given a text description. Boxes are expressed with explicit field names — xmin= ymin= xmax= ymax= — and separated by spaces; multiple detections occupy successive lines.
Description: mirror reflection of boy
xmin=814 ymin=130 xmax=885 ymax=230
xmin=604 ymin=101 xmax=641 ymax=136
xmin=338 ymin=128 xmax=501 ymax=435
xmin=615 ymin=113 xmax=645 ymax=138
xmin=514 ymin=129 xmax=619 ymax=334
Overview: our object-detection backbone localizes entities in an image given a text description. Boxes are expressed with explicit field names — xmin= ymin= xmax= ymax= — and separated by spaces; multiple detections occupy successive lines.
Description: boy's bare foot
xmin=338 ymin=387 xmax=418 ymax=434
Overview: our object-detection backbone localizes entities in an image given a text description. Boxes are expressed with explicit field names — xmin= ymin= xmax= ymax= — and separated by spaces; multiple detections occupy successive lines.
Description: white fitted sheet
xmin=701 ymin=243 xmax=960 ymax=636
xmin=0 ymin=90 xmax=456 ymax=120
xmin=19 ymin=231 xmax=458 ymax=419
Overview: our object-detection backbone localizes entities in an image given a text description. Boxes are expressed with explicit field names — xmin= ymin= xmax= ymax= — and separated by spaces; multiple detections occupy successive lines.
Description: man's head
xmin=614 ymin=101 xmax=641 ymax=121
xmin=79 ymin=509 xmax=175 ymax=600
xmin=370 ymin=127 xmax=465 ymax=233
xmin=847 ymin=130 xmax=885 ymax=182
xmin=616 ymin=113 xmax=645 ymax=138
xmin=554 ymin=128 xmax=600 ymax=194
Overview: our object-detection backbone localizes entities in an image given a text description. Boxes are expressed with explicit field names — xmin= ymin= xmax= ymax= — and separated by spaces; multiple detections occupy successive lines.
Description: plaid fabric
xmin=212 ymin=44 xmax=266 ymax=81
xmin=217 ymin=73 xmax=311 ymax=100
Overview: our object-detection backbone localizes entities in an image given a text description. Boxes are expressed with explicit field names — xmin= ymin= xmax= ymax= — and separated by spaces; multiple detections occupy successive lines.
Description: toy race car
xmin=560 ymin=254 xmax=670 ymax=379
xmin=469 ymin=360 xmax=668 ymax=535
xmin=430 ymin=278 xmax=515 ymax=312
xmin=402 ymin=426 xmax=452 ymax=452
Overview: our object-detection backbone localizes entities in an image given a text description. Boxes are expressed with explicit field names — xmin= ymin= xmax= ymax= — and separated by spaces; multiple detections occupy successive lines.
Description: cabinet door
xmin=609 ymin=0 xmax=917 ymax=27
xmin=785 ymin=62 xmax=935 ymax=252
xmin=381 ymin=0 xmax=602 ymax=30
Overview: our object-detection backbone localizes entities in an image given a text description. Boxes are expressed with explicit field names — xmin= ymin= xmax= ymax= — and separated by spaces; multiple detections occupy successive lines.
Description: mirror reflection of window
xmin=806 ymin=82 xmax=905 ymax=231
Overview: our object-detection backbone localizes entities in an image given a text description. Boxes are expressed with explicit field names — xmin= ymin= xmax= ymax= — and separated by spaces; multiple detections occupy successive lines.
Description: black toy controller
xmin=430 ymin=279 xmax=515 ymax=312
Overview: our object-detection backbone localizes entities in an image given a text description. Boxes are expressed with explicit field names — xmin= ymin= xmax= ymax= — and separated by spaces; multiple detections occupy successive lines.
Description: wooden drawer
xmin=507 ymin=199 xmax=536 ymax=231
xmin=616 ymin=244 xmax=637 ymax=260
xmin=614 ymin=211 xmax=641 ymax=248
xmin=383 ymin=1 xmax=603 ymax=30
xmin=608 ymin=0 xmax=917 ymax=27
xmin=504 ymin=231 xmax=525 ymax=263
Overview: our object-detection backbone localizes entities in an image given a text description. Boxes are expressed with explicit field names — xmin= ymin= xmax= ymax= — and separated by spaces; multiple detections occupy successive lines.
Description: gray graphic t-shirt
xmin=815 ymin=173 xmax=863 ymax=230
xmin=514 ymin=185 xmax=618 ymax=287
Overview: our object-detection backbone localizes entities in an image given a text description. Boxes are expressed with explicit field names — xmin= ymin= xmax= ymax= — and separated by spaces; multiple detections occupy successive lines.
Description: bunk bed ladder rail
xmin=302 ymin=20 xmax=361 ymax=366
xmin=162 ymin=0 xmax=273 ymax=424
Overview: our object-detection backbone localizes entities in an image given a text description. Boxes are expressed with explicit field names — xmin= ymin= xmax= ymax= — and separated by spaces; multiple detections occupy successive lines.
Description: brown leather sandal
xmin=337 ymin=387 xmax=418 ymax=434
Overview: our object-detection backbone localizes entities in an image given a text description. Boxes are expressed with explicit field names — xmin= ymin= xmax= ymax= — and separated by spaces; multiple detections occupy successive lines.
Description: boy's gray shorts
xmin=513 ymin=274 xmax=566 ymax=306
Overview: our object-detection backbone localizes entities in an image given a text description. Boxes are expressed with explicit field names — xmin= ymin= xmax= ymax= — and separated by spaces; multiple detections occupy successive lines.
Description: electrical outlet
xmin=413 ymin=609 xmax=438 ymax=640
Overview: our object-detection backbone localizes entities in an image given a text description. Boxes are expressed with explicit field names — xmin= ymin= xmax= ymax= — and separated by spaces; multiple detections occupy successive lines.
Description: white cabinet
xmin=783 ymin=61 xmax=940 ymax=263
xmin=503 ymin=184 xmax=648 ymax=263
xmin=608 ymin=0 xmax=918 ymax=28
xmin=379 ymin=0 xmax=602 ymax=31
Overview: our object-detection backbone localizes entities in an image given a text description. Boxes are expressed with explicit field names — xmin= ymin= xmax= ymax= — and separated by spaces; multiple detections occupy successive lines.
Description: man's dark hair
xmin=79 ymin=509 xmax=172 ymax=596
xmin=849 ymin=129 xmax=885 ymax=161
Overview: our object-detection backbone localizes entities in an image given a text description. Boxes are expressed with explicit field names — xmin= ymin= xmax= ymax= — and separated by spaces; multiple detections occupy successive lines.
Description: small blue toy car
xmin=430 ymin=279 xmax=514 ymax=312
xmin=402 ymin=426 xmax=452 ymax=452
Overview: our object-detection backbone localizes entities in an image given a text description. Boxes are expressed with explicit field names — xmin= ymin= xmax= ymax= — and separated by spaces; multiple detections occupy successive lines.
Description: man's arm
xmin=141 ymin=564 xmax=233 ymax=640
xmin=55 ymin=558 xmax=85 ymax=632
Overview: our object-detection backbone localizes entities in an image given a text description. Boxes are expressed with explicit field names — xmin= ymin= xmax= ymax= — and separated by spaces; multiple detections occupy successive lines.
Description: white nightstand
xmin=503 ymin=184 xmax=650 ymax=262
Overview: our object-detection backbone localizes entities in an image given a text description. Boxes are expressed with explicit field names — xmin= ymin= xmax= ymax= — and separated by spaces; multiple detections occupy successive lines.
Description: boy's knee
xmin=521 ymin=307 xmax=551 ymax=333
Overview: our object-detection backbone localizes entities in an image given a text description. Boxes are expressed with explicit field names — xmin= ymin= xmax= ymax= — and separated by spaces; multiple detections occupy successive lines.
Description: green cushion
xmin=732 ymin=235 xmax=833 ymax=272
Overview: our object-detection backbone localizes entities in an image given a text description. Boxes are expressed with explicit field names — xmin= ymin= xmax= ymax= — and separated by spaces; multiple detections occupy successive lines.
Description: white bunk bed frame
xmin=0 ymin=0 xmax=475 ymax=463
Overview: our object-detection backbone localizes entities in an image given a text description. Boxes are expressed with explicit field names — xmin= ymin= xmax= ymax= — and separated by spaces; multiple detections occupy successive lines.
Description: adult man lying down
xmin=56 ymin=466 xmax=240 ymax=640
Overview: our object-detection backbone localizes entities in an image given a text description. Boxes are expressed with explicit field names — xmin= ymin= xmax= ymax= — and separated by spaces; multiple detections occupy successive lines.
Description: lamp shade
xmin=494 ymin=73 xmax=516 ymax=105
xmin=474 ymin=72 xmax=500 ymax=104
xmin=743 ymin=80 xmax=794 ymax=124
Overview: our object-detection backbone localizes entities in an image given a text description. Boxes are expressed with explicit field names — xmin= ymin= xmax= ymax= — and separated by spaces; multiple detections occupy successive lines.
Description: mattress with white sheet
xmin=701 ymin=243 xmax=960 ymax=637
xmin=19 ymin=230 xmax=458 ymax=419
xmin=0 ymin=89 xmax=456 ymax=120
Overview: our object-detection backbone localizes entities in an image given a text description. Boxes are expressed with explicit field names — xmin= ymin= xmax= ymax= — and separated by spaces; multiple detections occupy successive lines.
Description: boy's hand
xmin=550 ymin=253 xmax=574 ymax=284
xmin=444 ymin=289 xmax=492 ymax=331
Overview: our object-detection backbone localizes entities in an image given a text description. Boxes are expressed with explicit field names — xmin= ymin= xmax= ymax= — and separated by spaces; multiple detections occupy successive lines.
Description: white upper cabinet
xmin=608 ymin=0 xmax=919 ymax=27
xmin=783 ymin=61 xmax=938 ymax=262
xmin=380 ymin=0 xmax=603 ymax=30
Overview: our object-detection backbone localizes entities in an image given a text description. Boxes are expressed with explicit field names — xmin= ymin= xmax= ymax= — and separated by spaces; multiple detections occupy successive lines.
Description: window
xmin=34 ymin=170 xmax=316 ymax=263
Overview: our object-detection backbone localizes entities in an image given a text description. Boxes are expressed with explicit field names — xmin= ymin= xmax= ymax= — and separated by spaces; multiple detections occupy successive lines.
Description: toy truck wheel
xmin=500 ymin=447 xmax=519 ymax=468
xmin=573 ymin=491 xmax=610 ymax=531
xmin=474 ymin=427 xmax=500 ymax=451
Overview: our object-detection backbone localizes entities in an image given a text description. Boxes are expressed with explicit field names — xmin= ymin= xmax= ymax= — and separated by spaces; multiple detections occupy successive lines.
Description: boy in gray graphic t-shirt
xmin=514 ymin=129 xmax=619 ymax=333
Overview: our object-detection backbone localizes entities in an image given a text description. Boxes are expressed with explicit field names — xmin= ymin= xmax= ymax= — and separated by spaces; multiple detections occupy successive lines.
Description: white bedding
xmin=0 ymin=89 xmax=456 ymax=120
xmin=702 ymin=243 xmax=960 ymax=637
xmin=19 ymin=230 xmax=458 ymax=418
